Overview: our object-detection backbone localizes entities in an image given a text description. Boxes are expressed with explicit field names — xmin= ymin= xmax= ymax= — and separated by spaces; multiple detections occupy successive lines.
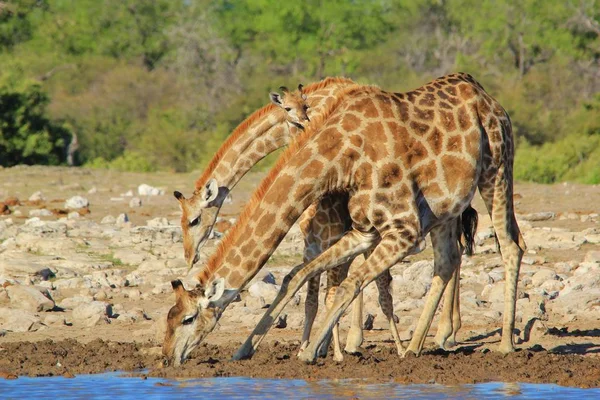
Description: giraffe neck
xmin=193 ymin=77 xmax=356 ymax=199
xmin=194 ymin=108 xmax=290 ymax=195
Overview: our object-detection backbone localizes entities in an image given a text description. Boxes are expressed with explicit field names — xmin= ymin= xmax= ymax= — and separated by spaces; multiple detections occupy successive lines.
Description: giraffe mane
xmin=193 ymin=76 xmax=357 ymax=192
xmin=197 ymin=83 xmax=380 ymax=285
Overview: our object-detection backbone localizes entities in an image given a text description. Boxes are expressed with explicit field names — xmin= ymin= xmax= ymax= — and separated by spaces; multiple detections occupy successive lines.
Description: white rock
xmin=72 ymin=301 xmax=110 ymax=327
xmin=29 ymin=209 xmax=53 ymax=217
xmin=0 ymin=307 xmax=43 ymax=332
xmin=584 ymin=250 xmax=600 ymax=263
xmin=129 ymin=197 xmax=142 ymax=208
xmin=138 ymin=184 xmax=164 ymax=196
xmin=116 ymin=213 xmax=129 ymax=225
xmin=88 ymin=187 xmax=97 ymax=194
xmin=65 ymin=196 xmax=89 ymax=209
xmin=101 ymin=215 xmax=116 ymax=224
xmin=59 ymin=295 xmax=94 ymax=309
xmin=6 ymin=284 xmax=55 ymax=312
xmin=68 ymin=211 xmax=80 ymax=220
xmin=146 ymin=217 xmax=168 ymax=227
xmin=521 ymin=212 xmax=555 ymax=221
xmin=402 ymin=260 xmax=434 ymax=285
xmin=28 ymin=191 xmax=46 ymax=202
xmin=247 ymin=281 xmax=280 ymax=303
xmin=122 ymin=190 xmax=134 ymax=197
xmin=531 ymin=269 xmax=558 ymax=287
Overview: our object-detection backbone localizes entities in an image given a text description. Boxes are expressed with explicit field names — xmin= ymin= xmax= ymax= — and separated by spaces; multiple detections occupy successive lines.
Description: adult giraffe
xmin=163 ymin=73 xmax=525 ymax=365
xmin=173 ymin=77 xmax=401 ymax=361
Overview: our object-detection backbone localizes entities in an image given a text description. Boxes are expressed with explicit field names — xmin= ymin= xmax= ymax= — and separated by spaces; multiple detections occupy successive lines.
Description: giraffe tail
xmin=460 ymin=205 xmax=479 ymax=256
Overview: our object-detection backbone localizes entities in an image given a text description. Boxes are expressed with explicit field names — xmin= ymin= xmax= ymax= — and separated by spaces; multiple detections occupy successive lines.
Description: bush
xmin=0 ymin=80 xmax=72 ymax=166
xmin=515 ymin=134 xmax=600 ymax=184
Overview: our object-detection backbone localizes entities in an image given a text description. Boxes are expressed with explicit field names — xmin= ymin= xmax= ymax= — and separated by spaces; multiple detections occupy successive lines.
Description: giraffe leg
xmin=344 ymin=253 xmax=366 ymax=354
xmin=405 ymin=221 xmax=461 ymax=356
xmin=298 ymin=230 xmax=418 ymax=363
xmin=434 ymin=263 xmax=459 ymax=349
xmin=299 ymin=275 xmax=320 ymax=353
xmin=344 ymin=289 xmax=364 ymax=354
xmin=375 ymin=269 xmax=404 ymax=355
xmin=232 ymin=230 xmax=378 ymax=360
xmin=482 ymin=165 xmax=525 ymax=354
xmin=315 ymin=263 xmax=350 ymax=361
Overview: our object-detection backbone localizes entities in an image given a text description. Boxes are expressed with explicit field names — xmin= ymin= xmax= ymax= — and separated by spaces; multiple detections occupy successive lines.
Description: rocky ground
xmin=0 ymin=165 xmax=599 ymax=386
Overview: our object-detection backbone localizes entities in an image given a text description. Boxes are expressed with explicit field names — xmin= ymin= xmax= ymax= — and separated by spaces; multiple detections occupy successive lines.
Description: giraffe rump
xmin=194 ymin=76 xmax=357 ymax=192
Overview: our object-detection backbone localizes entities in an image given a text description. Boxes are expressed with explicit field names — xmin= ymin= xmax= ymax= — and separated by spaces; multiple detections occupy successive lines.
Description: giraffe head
xmin=174 ymin=179 xmax=223 ymax=267
xmin=162 ymin=278 xmax=226 ymax=366
xmin=270 ymin=84 xmax=310 ymax=130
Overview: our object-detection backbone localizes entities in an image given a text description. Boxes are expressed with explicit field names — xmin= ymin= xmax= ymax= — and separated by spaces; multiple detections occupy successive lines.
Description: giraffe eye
xmin=284 ymin=107 xmax=291 ymax=112
xmin=189 ymin=217 xmax=200 ymax=227
xmin=182 ymin=315 xmax=196 ymax=325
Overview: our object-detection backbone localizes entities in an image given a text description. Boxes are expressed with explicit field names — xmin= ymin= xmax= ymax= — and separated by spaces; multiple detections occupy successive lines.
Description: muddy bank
xmin=1 ymin=339 xmax=599 ymax=388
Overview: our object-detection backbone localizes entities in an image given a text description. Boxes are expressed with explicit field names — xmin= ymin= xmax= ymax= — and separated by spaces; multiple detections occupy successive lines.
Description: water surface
xmin=1 ymin=373 xmax=599 ymax=399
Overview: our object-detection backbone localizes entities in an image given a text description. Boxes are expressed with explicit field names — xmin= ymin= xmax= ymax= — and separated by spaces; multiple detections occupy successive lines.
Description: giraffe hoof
xmin=297 ymin=350 xmax=317 ymax=364
xmin=333 ymin=354 xmax=344 ymax=363
xmin=232 ymin=346 xmax=254 ymax=361
xmin=402 ymin=349 xmax=418 ymax=359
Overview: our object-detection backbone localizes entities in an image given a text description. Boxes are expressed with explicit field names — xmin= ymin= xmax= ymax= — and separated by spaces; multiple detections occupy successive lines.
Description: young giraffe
xmin=173 ymin=77 xmax=397 ymax=361
xmin=162 ymin=73 xmax=524 ymax=366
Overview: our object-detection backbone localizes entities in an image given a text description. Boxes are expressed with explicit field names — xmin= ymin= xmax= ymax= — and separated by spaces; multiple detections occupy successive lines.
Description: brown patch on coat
xmin=457 ymin=106 xmax=472 ymax=130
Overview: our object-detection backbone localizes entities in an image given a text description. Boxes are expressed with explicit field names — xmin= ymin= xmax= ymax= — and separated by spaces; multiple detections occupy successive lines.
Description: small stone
xmin=116 ymin=213 xmax=129 ymax=225
xmin=28 ymin=191 xmax=46 ymax=202
xmin=274 ymin=314 xmax=287 ymax=329
xmin=29 ymin=209 xmax=53 ymax=217
xmin=88 ymin=187 xmax=97 ymax=194
xmin=3 ymin=196 xmax=20 ymax=206
xmin=146 ymin=217 xmax=168 ymax=227
xmin=521 ymin=212 xmax=555 ymax=222
xmin=0 ymin=203 xmax=10 ymax=215
xmin=0 ymin=307 xmax=42 ymax=332
xmin=101 ymin=215 xmax=116 ymax=224
xmin=67 ymin=211 xmax=80 ymax=220
xmin=65 ymin=196 xmax=89 ymax=209
xmin=584 ymin=250 xmax=600 ymax=263
xmin=129 ymin=197 xmax=142 ymax=208
xmin=72 ymin=301 xmax=110 ymax=327
xmin=122 ymin=190 xmax=134 ymax=197
xmin=138 ymin=184 xmax=164 ymax=196
xmin=6 ymin=284 xmax=55 ymax=312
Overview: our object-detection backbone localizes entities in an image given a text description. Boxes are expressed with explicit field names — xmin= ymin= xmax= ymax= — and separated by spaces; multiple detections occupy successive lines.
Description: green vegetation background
xmin=1 ymin=0 xmax=599 ymax=183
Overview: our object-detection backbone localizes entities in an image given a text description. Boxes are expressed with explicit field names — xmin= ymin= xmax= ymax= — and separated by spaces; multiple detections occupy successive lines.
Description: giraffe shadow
xmin=464 ymin=328 xmax=502 ymax=342
xmin=546 ymin=327 xmax=600 ymax=338
xmin=422 ymin=344 xmax=482 ymax=356
xmin=549 ymin=343 xmax=600 ymax=355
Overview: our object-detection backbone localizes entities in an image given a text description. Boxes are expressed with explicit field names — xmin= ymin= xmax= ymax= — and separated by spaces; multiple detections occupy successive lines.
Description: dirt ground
xmin=0 ymin=166 xmax=599 ymax=386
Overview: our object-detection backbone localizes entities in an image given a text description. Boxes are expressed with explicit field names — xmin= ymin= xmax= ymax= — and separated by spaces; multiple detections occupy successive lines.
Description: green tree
xmin=0 ymin=80 xmax=71 ymax=166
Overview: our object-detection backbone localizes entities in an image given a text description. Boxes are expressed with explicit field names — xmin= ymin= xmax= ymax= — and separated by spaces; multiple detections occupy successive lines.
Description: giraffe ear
xmin=206 ymin=277 xmax=225 ymax=302
xmin=204 ymin=179 xmax=219 ymax=204
xmin=171 ymin=279 xmax=186 ymax=300
xmin=174 ymin=191 xmax=185 ymax=202
xmin=270 ymin=92 xmax=282 ymax=106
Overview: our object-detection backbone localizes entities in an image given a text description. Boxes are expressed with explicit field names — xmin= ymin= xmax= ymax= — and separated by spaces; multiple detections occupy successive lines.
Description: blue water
xmin=1 ymin=373 xmax=599 ymax=399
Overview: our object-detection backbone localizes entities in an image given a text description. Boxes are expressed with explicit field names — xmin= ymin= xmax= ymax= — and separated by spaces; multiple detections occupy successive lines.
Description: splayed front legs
xmin=298 ymin=229 xmax=418 ymax=363
xmin=232 ymin=230 xmax=379 ymax=360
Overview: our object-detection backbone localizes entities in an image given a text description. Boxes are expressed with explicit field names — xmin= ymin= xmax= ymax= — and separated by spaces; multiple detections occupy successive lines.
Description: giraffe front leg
xmin=233 ymin=230 xmax=377 ymax=360
xmin=299 ymin=231 xmax=417 ymax=364
xmin=298 ymin=275 xmax=320 ymax=355
xmin=434 ymin=263 xmax=460 ymax=349
xmin=375 ymin=269 xmax=404 ymax=355
xmin=344 ymin=290 xmax=364 ymax=355
xmin=405 ymin=221 xmax=461 ymax=356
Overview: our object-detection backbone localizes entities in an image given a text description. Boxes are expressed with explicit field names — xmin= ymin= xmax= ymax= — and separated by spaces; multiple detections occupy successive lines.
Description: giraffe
xmin=162 ymin=73 xmax=525 ymax=366
xmin=172 ymin=76 xmax=397 ymax=361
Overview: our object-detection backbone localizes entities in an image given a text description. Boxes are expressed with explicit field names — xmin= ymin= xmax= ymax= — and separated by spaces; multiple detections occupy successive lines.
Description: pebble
xmin=65 ymin=196 xmax=89 ymax=209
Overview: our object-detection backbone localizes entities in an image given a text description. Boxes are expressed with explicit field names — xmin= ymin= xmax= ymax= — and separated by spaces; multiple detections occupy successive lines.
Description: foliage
xmin=0 ymin=0 xmax=598 ymax=183
xmin=0 ymin=78 xmax=71 ymax=166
